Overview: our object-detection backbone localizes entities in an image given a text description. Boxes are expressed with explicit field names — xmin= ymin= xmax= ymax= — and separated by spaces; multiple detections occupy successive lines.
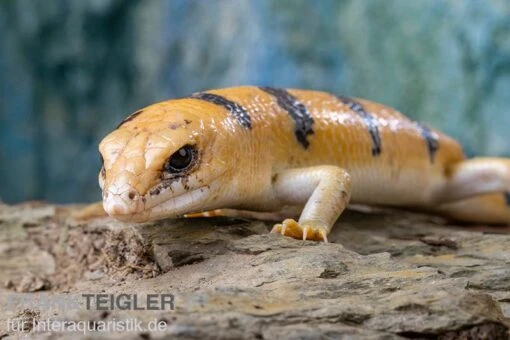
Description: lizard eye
xmin=164 ymin=144 xmax=197 ymax=173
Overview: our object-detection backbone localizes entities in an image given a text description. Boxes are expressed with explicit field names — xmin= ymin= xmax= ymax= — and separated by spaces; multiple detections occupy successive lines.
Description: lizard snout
xmin=103 ymin=183 xmax=144 ymax=217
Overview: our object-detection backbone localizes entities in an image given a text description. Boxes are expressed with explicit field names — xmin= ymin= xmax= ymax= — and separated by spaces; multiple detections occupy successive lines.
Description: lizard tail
xmin=435 ymin=192 xmax=510 ymax=225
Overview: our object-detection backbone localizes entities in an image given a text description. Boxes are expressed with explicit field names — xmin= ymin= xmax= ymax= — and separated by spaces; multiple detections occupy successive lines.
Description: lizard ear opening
xmin=164 ymin=144 xmax=198 ymax=174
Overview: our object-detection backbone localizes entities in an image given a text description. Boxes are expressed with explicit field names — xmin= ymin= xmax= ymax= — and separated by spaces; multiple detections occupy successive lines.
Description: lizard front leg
xmin=271 ymin=166 xmax=352 ymax=242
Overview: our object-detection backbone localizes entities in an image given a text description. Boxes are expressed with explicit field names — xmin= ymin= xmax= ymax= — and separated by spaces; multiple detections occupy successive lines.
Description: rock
xmin=0 ymin=202 xmax=509 ymax=339
xmin=16 ymin=273 xmax=51 ymax=293
xmin=10 ymin=309 xmax=40 ymax=333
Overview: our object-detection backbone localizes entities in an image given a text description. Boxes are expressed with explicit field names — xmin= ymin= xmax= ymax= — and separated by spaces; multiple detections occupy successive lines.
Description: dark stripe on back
xmin=416 ymin=123 xmax=439 ymax=163
xmin=190 ymin=92 xmax=252 ymax=129
xmin=117 ymin=109 xmax=143 ymax=129
xmin=504 ymin=192 xmax=510 ymax=207
xmin=259 ymin=87 xmax=314 ymax=149
xmin=336 ymin=96 xmax=382 ymax=156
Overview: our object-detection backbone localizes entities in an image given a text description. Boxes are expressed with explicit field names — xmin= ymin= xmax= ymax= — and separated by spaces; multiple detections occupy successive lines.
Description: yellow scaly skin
xmin=96 ymin=86 xmax=510 ymax=242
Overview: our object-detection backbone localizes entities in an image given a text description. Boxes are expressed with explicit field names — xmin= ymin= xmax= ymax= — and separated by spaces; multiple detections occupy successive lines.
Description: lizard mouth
xmin=108 ymin=185 xmax=211 ymax=223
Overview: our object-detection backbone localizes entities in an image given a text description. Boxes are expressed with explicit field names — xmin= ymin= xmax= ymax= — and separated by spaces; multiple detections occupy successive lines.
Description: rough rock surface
xmin=0 ymin=202 xmax=509 ymax=339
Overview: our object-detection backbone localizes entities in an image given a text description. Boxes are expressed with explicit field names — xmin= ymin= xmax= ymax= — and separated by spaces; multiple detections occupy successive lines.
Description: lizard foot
xmin=271 ymin=218 xmax=328 ymax=243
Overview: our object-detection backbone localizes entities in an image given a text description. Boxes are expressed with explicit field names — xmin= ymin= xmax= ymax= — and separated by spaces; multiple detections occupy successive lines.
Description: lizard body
xmin=97 ymin=86 xmax=510 ymax=241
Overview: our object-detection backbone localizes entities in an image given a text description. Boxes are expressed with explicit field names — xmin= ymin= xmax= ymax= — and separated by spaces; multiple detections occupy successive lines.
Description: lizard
xmin=90 ymin=86 xmax=510 ymax=242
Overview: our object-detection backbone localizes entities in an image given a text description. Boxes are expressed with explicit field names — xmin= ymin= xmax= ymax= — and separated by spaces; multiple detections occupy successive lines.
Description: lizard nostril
xmin=128 ymin=191 xmax=136 ymax=200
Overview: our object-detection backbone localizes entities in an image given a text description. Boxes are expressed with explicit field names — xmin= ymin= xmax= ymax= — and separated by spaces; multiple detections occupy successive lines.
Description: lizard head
xmin=98 ymin=100 xmax=232 ymax=222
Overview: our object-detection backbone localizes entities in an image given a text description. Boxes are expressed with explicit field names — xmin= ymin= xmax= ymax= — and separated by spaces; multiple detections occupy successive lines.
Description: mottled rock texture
xmin=1 ymin=0 xmax=510 ymax=203
xmin=0 ymin=203 xmax=508 ymax=339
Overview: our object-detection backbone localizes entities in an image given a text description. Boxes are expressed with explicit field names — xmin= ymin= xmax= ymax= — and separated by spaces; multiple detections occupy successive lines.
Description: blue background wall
xmin=1 ymin=0 xmax=510 ymax=203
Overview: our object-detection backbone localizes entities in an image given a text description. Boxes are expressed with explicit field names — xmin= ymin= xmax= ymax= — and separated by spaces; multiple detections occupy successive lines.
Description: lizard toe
xmin=272 ymin=219 xmax=328 ymax=242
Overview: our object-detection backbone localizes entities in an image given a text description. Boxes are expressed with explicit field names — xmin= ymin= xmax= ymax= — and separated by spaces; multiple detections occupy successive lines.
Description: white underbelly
xmin=348 ymin=165 xmax=446 ymax=207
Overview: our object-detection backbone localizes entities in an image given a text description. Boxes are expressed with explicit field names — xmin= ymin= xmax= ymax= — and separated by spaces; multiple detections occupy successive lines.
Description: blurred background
xmin=1 ymin=0 xmax=510 ymax=204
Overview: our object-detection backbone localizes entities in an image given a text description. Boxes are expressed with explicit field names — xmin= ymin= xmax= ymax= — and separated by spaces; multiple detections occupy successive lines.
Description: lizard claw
xmin=319 ymin=229 xmax=329 ymax=243
xmin=302 ymin=225 xmax=310 ymax=241
xmin=271 ymin=219 xmax=329 ymax=242
xmin=281 ymin=223 xmax=287 ymax=237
